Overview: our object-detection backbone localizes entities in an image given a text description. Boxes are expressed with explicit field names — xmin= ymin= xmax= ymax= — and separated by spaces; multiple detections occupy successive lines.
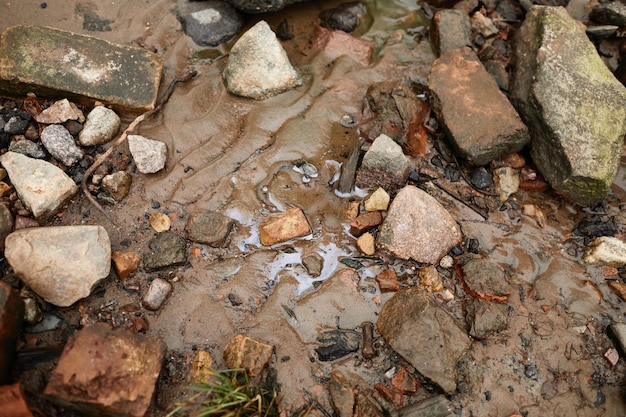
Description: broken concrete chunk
xmin=44 ymin=323 xmax=166 ymax=417
xmin=429 ymin=47 xmax=529 ymax=166
xmin=511 ymin=6 xmax=626 ymax=205
xmin=223 ymin=334 xmax=273 ymax=377
xmin=0 ymin=25 xmax=162 ymax=114
xmin=259 ymin=207 xmax=311 ymax=246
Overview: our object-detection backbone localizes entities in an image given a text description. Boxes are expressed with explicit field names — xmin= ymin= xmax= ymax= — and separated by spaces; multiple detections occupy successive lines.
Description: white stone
xmin=583 ymin=236 xmax=626 ymax=267
xmin=5 ymin=226 xmax=111 ymax=307
xmin=0 ymin=152 xmax=78 ymax=218
xmin=78 ymin=106 xmax=121 ymax=146
xmin=128 ymin=134 xmax=167 ymax=174
xmin=223 ymin=20 xmax=302 ymax=100
xmin=40 ymin=124 xmax=84 ymax=166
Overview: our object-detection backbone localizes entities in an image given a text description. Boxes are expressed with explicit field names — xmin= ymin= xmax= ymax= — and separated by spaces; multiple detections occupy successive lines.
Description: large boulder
xmin=510 ymin=6 xmax=626 ymax=205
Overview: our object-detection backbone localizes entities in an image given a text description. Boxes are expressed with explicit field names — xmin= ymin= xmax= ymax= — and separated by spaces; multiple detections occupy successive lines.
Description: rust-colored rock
xmin=374 ymin=383 xmax=405 ymax=407
xmin=349 ymin=211 xmax=383 ymax=236
xmin=259 ymin=207 xmax=311 ymax=246
xmin=44 ymin=323 xmax=166 ymax=417
xmin=0 ymin=282 xmax=24 ymax=385
xmin=375 ymin=269 xmax=400 ymax=293
xmin=223 ymin=334 xmax=274 ymax=377
xmin=311 ymin=25 xmax=374 ymax=66
xmin=329 ymin=371 xmax=355 ymax=417
xmin=390 ymin=366 xmax=420 ymax=394
xmin=608 ymin=280 xmax=626 ymax=301
xmin=0 ymin=383 xmax=34 ymax=417
xmin=111 ymin=250 xmax=141 ymax=280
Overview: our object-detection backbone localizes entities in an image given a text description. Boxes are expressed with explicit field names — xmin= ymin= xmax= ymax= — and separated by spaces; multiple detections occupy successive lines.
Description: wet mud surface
xmin=3 ymin=0 xmax=626 ymax=416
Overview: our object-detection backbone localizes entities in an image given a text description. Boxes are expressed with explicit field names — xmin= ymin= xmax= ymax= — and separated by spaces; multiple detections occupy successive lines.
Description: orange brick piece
xmin=350 ymin=211 xmax=383 ymax=236
xmin=259 ymin=207 xmax=311 ymax=246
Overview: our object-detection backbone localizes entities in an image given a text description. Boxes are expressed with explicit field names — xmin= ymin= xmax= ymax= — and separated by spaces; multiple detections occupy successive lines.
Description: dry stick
xmin=81 ymin=70 xmax=197 ymax=226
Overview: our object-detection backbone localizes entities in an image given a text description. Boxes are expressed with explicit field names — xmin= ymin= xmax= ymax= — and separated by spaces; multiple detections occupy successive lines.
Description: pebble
xmin=1 ymin=152 xmax=78 ymax=219
xmin=178 ymin=0 xmax=243 ymax=47
xmin=439 ymin=255 xmax=454 ymax=269
xmin=223 ymin=334 xmax=273 ymax=377
xmin=375 ymin=269 xmax=400 ymax=293
xmin=431 ymin=9 xmax=471 ymax=56
xmin=142 ymin=231 xmax=187 ymax=271
xmin=34 ymin=99 xmax=84 ymax=124
xmin=22 ymin=297 xmax=42 ymax=325
xmin=319 ymin=2 xmax=367 ymax=32
xmin=190 ymin=350 xmax=214 ymax=383
xmin=185 ymin=211 xmax=236 ymax=247
xmin=128 ymin=134 xmax=167 ymax=174
xmin=4 ymin=116 xmax=29 ymax=134
xmin=469 ymin=166 xmax=494 ymax=190
xmin=364 ymin=187 xmax=390 ymax=212
xmin=149 ymin=212 xmax=171 ymax=233
xmin=495 ymin=166 xmax=519 ymax=202
xmin=111 ymin=250 xmax=141 ymax=279
xmin=5 ymin=226 xmax=111 ymax=307
xmin=350 ymin=211 xmax=383 ymax=236
xmin=8 ymin=139 xmax=46 ymax=159
xmin=419 ymin=266 xmax=444 ymax=292
xmin=259 ymin=207 xmax=311 ymax=246
xmin=78 ymin=106 xmax=120 ymax=146
xmin=223 ymin=20 xmax=302 ymax=100
xmin=314 ymin=329 xmax=361 ymax=362
xmin=142 ymin=278 xmax=173 ymax=311
xmin=302 ymin=252 xmax=324 ymax=277
xmin=40 ymin=124 xmax=84 ymax=166
xmin=24 ymin=313 xmax=62 ymax=333
xmin=101 ymin=171 xmax=132 ymax=201
xmin=357 ymin=232 xmax=375 ymax=255
xmin=355 ymin=134 xmax=410 ymax=192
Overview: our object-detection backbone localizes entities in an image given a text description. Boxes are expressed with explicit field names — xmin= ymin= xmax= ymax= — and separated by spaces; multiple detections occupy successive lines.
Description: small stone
xmin=357 ymin=232 xmax=375 ymax=255
xmin=142 ymin=231 xmax=187 ymax=271
xmin=314 ymin=329 xmax=361 ymax=362
xmin=356 ymin=134 xmax=410 ymax=192
xmin=78 ymin=106 xmax=121 ymax=146
xmin=590 ymin=1 xmax=626 ymax=26
xmin=111 ymin=250 xmax=141 ymax=279
xmin=419 ymin=266 xmax=444 ymax=292
xmin=178 ymin=1 xmax=243 ymax=47
xmin=364 ymin=187 xmax=390 ymax=212
xmin=190 ymin=350 xmax=214 ymax=383
xmin=0 ymin=383 xmax=34 ymax=417
xmin=0 ymin=181 xmax=12 ymax=197
xmin=396 ymin=395 xmax=454 ymax=417
xmin=375 ymin=269 xmax=400 ymax=293
xmin=0 ymin=203 xmax=13 ymax=251
xmin=223 ymin=20 xmax=302 ymax=100
xmin=4 ymin=116 xmax=29 ymax=134
xmin=302 ymin=252 xmax=324 ymax=277
xmin=101 ymin=171 xmax=132 ymax=201
xmin=329 ymin=371 xmax=355 ymax=417
xmin=185 ymin=211 xmax=236 ymax=247
xmin=466 ymin=298 xmax=510 ymax=339
xmin=24 ymin=313 xmax=62 ymax=333
xmin=354 ymin=392 xmax=385 ymax=417
xmin=0 ymin=282 xmax=24 ymax=385
xmin=311 ymin=25 xmax=374 ymax=66
xmin=1 ymin=152 xmax=78 ymax=219
xmin=430 ymin=9 xmax=471 ymax=56
xmin=34 ymin=99 xmax=84 ymax=124
xmin=469 ymin=167 xmax=494 ymax=190
xmin=350 ymin=211 xmax=383 ymax=236
xmin=142 ymin=278 xmax=173 ymax=311
xmin=223 ymin=334 xmax=273 ymax=377
xmin=259 ymin=207 xmax=311 ymax=246
xmin=319 ymin=2 xmax=366 ymax=32
xmin=604 ymin=348 xmax=619 ymax=366
xmin=132 ymin=317 xmax=149 ymax=333
xmin=14 ymin=215 xmax=39 ymax=230
xmin=128 ymin=134 xmax=167 ymax=174
xmin=44 ymin=323 xmax=166 ymax=417
xmin=40 ymin=124 xmax=84 ymax=166
xmin=8 ymin=139 xmax=46 ymax=159
xmin=439 ymin=255 xmax=454 ymax=269
xmin=495 ymin=166 xmax=519 ymax=202
xmin=471 ymin=11 xmax=499 ymax=38
xmin=5 ymin=226 xmax=111 ymax=307
xmin=583 ymin=236 xmax=626 ymax=267
xmin=390 ymin=366 xmax=420 ymax=394
xmin=149 ymin=212 xmax=171 ymax=233
xmin=22 ymin=297 xmax=43 ymax=325
xmin=461 ymin=258 xmax=511 ymax=302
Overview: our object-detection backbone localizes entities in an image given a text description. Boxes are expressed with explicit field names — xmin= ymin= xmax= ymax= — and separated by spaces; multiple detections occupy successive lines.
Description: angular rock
xmin=0 ymin=383 xmax=34 ymax=417
xmin=177 ymin=0 xmax=243 ymax=47
xmin=329 ymin=371 xmax=355 ymax=417
xmin=589 ymin=1 xmax=626 ymax=26
xmin=111 ymin=250 xmax=141 ymax=279
xmin=259 ymin=207 xmax=311 ymax=246
xmin=142 ymin=278 xmax=173 ymax=311
xmin=356 ymin=134 xmax=410 ymax=191
xmin=190 ymin=350 xmax=214 ymax=383
xmin=0 ymin=282 xmax=24 ymax=385
xmin=5 ymin=226 xmax=111 ymax=307
xmin=1 ymin=151 xmax=78 ymax=219
xmin=378 ymin=186 xmax=461 ymax=264
xmin=377 ymin=288 xmax=472 ymax=394
xmin=583 ymin=236 xmax=626 ymax=267
xmin=357 ymin=232 xmax=375 ymax=255
xmin=430 ymin=9 xmax=471 ymax=56
xmin=128 ymin=134 xmax=167 ymax=174
xmin=102 ymin=171 xmax=132 ymax=201
xmin=40 ymin=124 xmax=84 ymax=166
xmin=4 ymin=116 xmax=29 ymax=134
xmin=8 ymin=139 xmax=46 ymax=159
xmin=398 ymin=394 xmax=454 ymax=417
xmin=429 ymin=47 xmax=529 ymax=166
xmin=227 ymin=0 xmax=307 ymax=13
xmin=223 ymin=20 xmax=302 ymax=100
xmin=302 ymin=252 xmax=324 ymax=277
xmin=471 ymin=11 xmax=499 ymax=38
xmin=185 ymin=211 xmax=236 ymax=247
xmin=44 ymin=323 xmax=166 ymax=417
xmin=142 ymin=231 xmax=187 ymax=271
xmin=315 ymin=329 xmax=361 ymax=362
xmin=0 ymin=26 xmax=163 ymax=114
xmin=375 ymin=269 xmax=400 ymax=293
xmin=460 ymin=258 xmax=511 ymax=302
xmin=78 ymin=106 xmax=120 ymax=146
xmin=223 ymin=334 xmax=273 ymax=377
xmin=354 ymin=392 xmax=385 ymax=417
xmin=34 ymin=99 xmax=85 ymax=124
xmin=311 ymin=25 xmax=375 ymax=66
xmin=364 ymin=187 xmax=390 ymax=212
xmin=0 ymin=203 xmax=14 ymax=251
xmin=419 ymin=266 xmax=444 ymax=292
xmin=350 ymin=210 xmax=383 ymax=236
xmin=495 ymin=166 xmax=519 ymax=202
xmin=510 ymin=6 xmax=626 ymax=205
xmin=466 ymin=299 xmax=509 ymax=339
xmin=320 ymin=2 xmax=367 ymax=32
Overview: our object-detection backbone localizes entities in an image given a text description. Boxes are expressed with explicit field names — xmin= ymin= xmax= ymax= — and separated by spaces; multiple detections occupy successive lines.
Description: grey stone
xmin=8 ymin=139 xmax=46 ymax=159
xmin=223 ymin=20 xmax=302 ymax=100
xmin=142 ymin=278 xmax=173 ymax=311
xmin=4 ymin=116 xmax=29 ymax=134
xmin=25 ymin=314 xmax=62 ymax=333
xmin=398 ymin=395 xmax=454 ymax=417
xmin=0 ymin=152 xmax=78 ymax=219
xmin=102 ymin=171 xmax=132 ymax=201
xmin=184 ymin=211 xmax=236 ymax=247
xmin=378 ymin=185 xmax=461 ymax=265
xmin=34 ymin=99 xmax=85 ymax=124
xmin=128 ymin=134 xmax=167 ymax=174
xmin=226 ymin=0 xmax=308 ymax=13
xmin=430 ymin=9 xmax=471 ymax=56
xmin=40 ymin=124 xmax=84 ymax=166
xmin=377 ymin=288 xmax=472 ymax=394
xmin=143 ymin=231 xmax=187 ymax=271
xmin=355 ymin=134 xmax=410 ymax=192
xmin=589 ymin=1 xmax=626 ymax=26
xmin=429 ymin=47 xmax=529 ymax=166
xmin=78 ymin=106 xmax=120 ymax=146
xmin=466 ymin=299 xmax=509 ymax=339
xmin=0 ymin=203 xmax=14 ymax=251
xmin=177 ymin=0 xmax=243 ymax=47
xmin=315 ymin=329 xmax=361 ymax=361
xmin=302 ymin=252 xmax=324 ymax=277
xmin=510 ymin=6 xmax=626 ymax=205
xmin=461 ymin=258 xmax=511 ymax=301
xmin=5 ymin=226 xmax=111 ymax=307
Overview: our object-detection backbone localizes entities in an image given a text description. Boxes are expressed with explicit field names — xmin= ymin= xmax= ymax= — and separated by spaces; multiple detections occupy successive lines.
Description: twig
xmin=81 ymin=70 xmax=197 ymax=226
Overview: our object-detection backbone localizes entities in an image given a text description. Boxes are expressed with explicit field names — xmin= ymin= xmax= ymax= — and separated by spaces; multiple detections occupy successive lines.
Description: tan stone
xmin=111 ymin=251 xmax=140 ymax=280
xmin=259 ymin=207 xmax=311 ymax=246
xmin=223 ymin=334 xmax=273 ymax=377
xmin=608 ymin=280 xmax=626 ymax=301
xmin=364 ymin=187 xmax=390 ymax=212
xmin=149 ymin=212 xmax=171 ymax=233
xmin=375 ymin=269 xmax=400 ymax=293
xmin=0 ymin=181 xmax=12 ymax=197
xmin=190 ymin=350 xmax=214 ymax=383
xmin=357 ymin=232 xmax=375 ymax=256
xmin=419 ymin=266 xmax=444 ymax=292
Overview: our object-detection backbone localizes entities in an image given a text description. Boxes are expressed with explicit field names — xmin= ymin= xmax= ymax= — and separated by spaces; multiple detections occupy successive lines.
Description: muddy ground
xmin=3 ymin=0 xmax=626 ymax=416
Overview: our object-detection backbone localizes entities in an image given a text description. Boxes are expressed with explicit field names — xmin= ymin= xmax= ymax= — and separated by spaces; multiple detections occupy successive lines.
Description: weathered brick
xmin=0 ymin=26 xmax=162 ymax=114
